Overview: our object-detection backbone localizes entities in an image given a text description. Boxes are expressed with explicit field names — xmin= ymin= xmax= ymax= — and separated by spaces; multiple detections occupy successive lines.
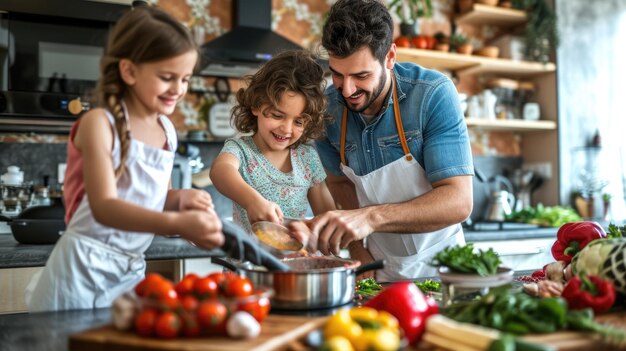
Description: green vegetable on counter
xmin=444 ymin=286 xmax=626 ymax=348
xmin=415 ymin=279 xmax=441 ymax=293
xmin=607 ymin=223 xmax=626 ymax=238
xmin=430 ymin=243 xmax=502 ymax=276
xmin=355 ymin=277 xmax=382 ymax=297
xmin=505 ymin=204 xmax=581 ymax=227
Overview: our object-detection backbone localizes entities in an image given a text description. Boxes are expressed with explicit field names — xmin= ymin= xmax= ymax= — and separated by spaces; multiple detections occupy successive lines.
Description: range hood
xmin=198 ymin=0 xmax=302 ymax=78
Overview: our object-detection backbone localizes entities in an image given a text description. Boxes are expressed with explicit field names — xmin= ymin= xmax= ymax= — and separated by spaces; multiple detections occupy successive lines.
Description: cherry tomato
xmin=180 ymin=295 xmax=199 ymax=312
xmin=145 ymin=279 xmax=177 ymax=302
xmin=210 ymin=271 xmax=239 ymax=293
xmin=154 ymin=311 xmax=181 ymax=339
xmin=197 ymin=300 xmax=228 ymax=334
xmin=237 ymin=295 xmax=271 ymax=322
xmin=193 ymin=277 xmax=219 ymax=299
xmin=134 ymin=308 xmax=159 ymax=337
xmin=394 ymin=36 xmax=411 ymax=48
xmin=180 ymin=312 xmax=201 ymax=337
xmin=135 ymin=273 xmax=164 ymax=297
xmin=224 ymin=276 xmax=254 ymax=297
xmin=175 ymin=273 xmax=199 ymax=296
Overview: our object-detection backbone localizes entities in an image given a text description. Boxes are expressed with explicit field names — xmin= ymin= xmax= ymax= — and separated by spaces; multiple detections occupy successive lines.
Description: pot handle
xmin=211 ymin=257 xmax=241 ymax=273
xmin=355 ymin=259 xmax=385 ymax=276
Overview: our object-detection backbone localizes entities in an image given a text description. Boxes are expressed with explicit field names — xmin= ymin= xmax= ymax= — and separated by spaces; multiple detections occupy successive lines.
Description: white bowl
xmin=438 ymin=266 xmax=514 ymax=288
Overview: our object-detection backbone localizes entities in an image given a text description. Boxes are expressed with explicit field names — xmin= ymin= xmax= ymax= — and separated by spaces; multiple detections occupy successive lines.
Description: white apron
xmin=339 ymin=75 xmax=465 ymax=282
xmin=25 ymin=107 xmax=176 ymax=311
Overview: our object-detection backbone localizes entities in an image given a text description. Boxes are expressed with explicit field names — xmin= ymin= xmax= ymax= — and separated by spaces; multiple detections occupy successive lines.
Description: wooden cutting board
xmin=521 ymin=312 xmax=626 ymax=351
xmin=69 ymin=314 xmax=328 ymax=351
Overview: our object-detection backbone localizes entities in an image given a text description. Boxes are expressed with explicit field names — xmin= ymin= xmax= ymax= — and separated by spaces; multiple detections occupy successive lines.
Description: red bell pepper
xmin=551 ymin=222 xmax=606 ymax=263
xmin=561 ymin=274 xmax=615 ymax=314
xmin=364 ymin=281 xmax=438 ymax=346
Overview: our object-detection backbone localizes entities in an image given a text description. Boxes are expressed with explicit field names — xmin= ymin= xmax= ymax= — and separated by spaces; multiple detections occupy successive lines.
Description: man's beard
xmin=340 ymin=72 xmax=387 ymax=114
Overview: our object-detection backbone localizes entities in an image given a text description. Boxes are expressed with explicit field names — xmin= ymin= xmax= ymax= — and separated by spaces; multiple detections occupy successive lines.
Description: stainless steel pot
xmin=212 ymin=256 xmax=384 ymax=310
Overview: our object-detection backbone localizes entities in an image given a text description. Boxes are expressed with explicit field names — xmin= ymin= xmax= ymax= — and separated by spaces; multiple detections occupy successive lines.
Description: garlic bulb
xmin=226 ymin=311 xmax=261 ymax=339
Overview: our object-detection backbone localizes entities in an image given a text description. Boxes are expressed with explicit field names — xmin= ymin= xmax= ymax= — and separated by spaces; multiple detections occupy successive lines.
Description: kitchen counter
xmin=464 ymin=226 xmax=558 ymax=242
xmin=0 ymin=308 xmax=111 ymax=351
xmin=0 ymin=234 xmax=223 ymax=269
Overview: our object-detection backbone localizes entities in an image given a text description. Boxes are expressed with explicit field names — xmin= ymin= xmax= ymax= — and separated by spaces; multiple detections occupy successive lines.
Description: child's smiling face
xmin=252 ymin=90 xmax=307 ymax=154
xmin=123 ymin=49 xmax=197 ymax=116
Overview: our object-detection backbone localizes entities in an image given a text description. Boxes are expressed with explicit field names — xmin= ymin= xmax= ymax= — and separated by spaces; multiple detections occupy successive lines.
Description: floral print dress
xmin=220 ymin=136 xmax=327 ymax=233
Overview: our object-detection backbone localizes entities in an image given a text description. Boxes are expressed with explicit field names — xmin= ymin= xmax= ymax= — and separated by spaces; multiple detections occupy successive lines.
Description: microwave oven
xmin=0 ymin=0 xmax=128 ymax=133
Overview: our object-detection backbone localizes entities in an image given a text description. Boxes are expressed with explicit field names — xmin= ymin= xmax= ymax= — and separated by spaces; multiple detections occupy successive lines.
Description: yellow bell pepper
xmin=324 ymin=307 xmax=401 ymax=351
xmin=320 ymin=335 xmax=355 ymax=351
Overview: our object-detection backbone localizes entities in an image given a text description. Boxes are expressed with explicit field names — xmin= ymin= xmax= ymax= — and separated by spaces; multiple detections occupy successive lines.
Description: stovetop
xmin=463 ymin=221 xmax=542 ymax=232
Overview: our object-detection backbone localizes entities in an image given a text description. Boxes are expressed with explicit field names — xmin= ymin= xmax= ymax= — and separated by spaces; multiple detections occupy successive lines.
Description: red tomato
xmin=210 ymin=271 xmax=239 ymax=292
xmin=193 ymin=277 xmax=219 ymax=299
xmin=197 ymin=300 xmax=228 ymax=334
xmin=175 ymin=274 xmax=199 ymax=296
xmin=134 ymin=308 xmax=159 ymax=337
xmin=412 ymin=36 xmax=429 ymax=49
xmin=180 ymin=312 xmax=201 ymax=337
xmin=180 ymin=295 xmax=199 ymax=312
xmin=224 ymin=276 xmax=254 ymax=297
xmin=135 ymin=273 xmax=164 ymax=297
xmin=394 ymin=36 xmax=411 ymax=48
xmin=155 ymin=311 xmax=181 ymax=339
xmin=237 ymin=295 xmax=271 ymax=322
xmin=145 ymin=279 xmax=177 ymax=302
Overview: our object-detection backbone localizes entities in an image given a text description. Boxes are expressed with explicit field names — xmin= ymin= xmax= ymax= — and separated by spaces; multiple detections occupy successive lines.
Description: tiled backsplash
xmin=0 ymin=141 xmax=234 ymax=218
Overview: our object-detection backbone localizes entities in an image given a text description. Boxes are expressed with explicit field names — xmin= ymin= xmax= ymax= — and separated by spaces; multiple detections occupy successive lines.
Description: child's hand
xmin=177 ymin=209 xmax=224 ymax=250
xmin=246 ymin=200 xmax=283 ymax=224
xmin=286 ymin=220 xmax=314 ymax=252
xmin=178 ymin=189 xmax=214 ymax=212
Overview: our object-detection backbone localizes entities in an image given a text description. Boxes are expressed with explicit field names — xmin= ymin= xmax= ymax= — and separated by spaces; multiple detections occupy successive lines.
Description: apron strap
xmin=340 ymin=73 xmax=412 ymax=166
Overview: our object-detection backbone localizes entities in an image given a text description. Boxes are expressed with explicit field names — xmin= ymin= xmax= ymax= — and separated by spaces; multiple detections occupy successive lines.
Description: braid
xmin=93 ymin=6 xmax=198 ymax=179
xmin=98 ymin=55 xmax=130 ymax=179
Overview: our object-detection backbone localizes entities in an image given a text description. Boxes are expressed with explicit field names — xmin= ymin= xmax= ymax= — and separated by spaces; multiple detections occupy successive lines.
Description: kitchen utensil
xmin=484 ymin=190 xmax=515 ymax=222
xmin=483 ymin=175 xmax=516 ymax=221
xmin=0 ymin=202 xmax=65 ymax=244
xmin=220 ymin=220 xmax=290 ymax=272
xmin=212 ymin=256 xmax=385 ymax=310
xmin=251 ymin=221 xmax=304 ymax=252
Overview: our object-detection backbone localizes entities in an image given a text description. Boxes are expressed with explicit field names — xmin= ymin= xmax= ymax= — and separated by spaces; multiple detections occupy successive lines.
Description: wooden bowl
xmin=476 ymin=0 xmax=499 ymax=6
xmin=475 ymin=46 xmax=500 ymax=58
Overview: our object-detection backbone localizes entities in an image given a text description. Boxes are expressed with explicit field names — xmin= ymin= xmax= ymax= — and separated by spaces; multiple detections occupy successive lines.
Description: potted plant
xmin=388 ymin=0 xmax=433 ymax=37
xmin=512 ymin=0 xmax=559 ymax=63
xmin=449 ymin=33 xmax=472 ymax=55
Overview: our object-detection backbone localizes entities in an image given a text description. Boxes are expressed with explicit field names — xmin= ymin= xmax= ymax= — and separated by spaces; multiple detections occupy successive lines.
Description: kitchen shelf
xmin=396 ymin=47 xmax=556 ymax=77
xmin=456 ymin=4 xmax=527 ymax=27
xmin=465 ymin=118 xmax=556 ymax=132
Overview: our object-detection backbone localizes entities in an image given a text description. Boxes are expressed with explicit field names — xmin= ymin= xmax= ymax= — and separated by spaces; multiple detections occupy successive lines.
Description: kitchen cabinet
xmin=472 ymin=238 xmax=554 ymax=272
xmin=397 ymin=3 xmax=559 ymax=207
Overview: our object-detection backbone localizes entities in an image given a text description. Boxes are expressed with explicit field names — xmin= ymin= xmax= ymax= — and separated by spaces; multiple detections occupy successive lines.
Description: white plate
xmin=438 ymin=266 xmax=514 ymax=288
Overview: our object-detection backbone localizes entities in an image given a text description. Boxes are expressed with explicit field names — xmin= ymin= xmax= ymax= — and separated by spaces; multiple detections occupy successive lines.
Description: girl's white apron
xmin=25 ymin=108 xmax=175 ymax=311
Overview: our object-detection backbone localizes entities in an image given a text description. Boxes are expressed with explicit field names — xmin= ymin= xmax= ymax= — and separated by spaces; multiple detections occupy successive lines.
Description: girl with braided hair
xmin=26 ymin=5 xmax=223 ymax=312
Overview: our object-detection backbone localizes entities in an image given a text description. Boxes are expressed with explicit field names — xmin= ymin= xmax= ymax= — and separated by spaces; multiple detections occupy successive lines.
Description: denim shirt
xmin=315 ymin=62 xmax=474 ymax=184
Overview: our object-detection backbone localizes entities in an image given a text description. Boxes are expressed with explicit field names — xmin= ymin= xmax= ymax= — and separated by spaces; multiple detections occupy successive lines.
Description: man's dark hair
xmin=322 ymin=0 xmax=393 ymax=64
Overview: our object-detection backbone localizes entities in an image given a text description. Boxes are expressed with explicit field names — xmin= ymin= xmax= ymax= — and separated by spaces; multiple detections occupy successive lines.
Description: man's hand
xmin=308 ymin=208 xmax=374 ymax=256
